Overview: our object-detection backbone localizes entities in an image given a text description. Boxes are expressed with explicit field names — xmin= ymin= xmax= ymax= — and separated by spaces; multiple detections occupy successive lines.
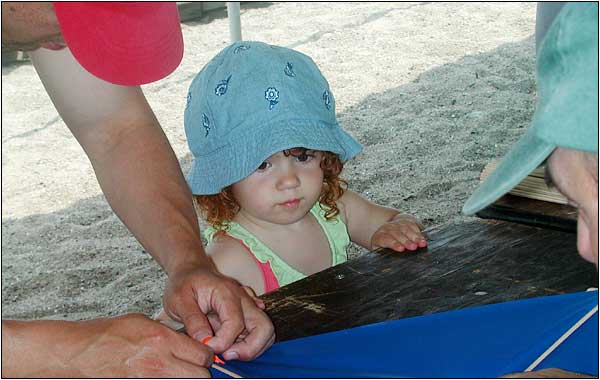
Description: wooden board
xmin=477 ymin=194 xmax=577 ymax=232
xmin=478 ymin=161 xmax=576 ymax=231
xmin=480 ymin=161 xmax=568 ymax=204
xmin=262 ymin=220 xmax=597 ymax=342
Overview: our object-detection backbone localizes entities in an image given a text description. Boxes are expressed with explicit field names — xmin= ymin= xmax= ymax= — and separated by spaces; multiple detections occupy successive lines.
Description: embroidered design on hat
xmin=284 ymin=62 xmax=296 ymax=77
xmin=323 ymin=90 xmax=331 ymax=110
xmin=186 ymin=92 xmax=192 ymax=109
xmin=233 ymin=45 xmax=250 ymax=54
xmin=202 ymin=113 xmax=211 ymax=137
xmin=215 ymin=74 xmax=232 ymax=96
xmin=265 ymin=87 xmax=279 ymax=110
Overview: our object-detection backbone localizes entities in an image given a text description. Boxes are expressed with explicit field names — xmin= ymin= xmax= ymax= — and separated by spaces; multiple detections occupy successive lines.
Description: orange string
xmin=202 ymin=336 xmax=226 ymax=365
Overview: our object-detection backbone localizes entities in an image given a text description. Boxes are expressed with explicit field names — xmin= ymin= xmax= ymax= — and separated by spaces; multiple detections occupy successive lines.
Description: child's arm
xmin=206 ymin=234 xmax=266 ymax=296
xmin=338 ymin=190 xmax=427 ymax=252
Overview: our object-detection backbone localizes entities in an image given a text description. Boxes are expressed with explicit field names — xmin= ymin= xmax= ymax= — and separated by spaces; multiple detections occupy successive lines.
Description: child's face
xmin=231 ymin=149 xmax=325 ymax=225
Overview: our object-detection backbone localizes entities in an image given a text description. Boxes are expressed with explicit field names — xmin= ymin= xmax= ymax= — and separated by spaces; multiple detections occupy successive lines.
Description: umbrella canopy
xmin=211 ymin=291 xmax=598 ymax=378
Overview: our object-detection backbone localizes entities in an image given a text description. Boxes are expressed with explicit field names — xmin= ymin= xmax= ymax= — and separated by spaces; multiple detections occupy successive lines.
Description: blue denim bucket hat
xmin=463 ymin=3 xmax=598 ymax=215
xmin=184 ymin=41 xmax=363 ymax=195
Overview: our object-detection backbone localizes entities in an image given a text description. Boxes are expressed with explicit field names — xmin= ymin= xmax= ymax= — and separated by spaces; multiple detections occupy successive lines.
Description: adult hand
xmin=502 ymin=368 xmax=594 ymax=378
xmin=1 ymin=3 xmax=66 ymax=52
xmin=371 ymin=214 xmax=428 ymax=252
xmin=163 ymin=265 xmax=275 ymax=361
xmin=2 ymin=314 xmax=213 ymax=378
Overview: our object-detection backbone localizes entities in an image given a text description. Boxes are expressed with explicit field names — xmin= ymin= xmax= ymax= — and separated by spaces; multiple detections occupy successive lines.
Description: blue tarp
xmin=211 ymin=291 xmax=598 ymax=378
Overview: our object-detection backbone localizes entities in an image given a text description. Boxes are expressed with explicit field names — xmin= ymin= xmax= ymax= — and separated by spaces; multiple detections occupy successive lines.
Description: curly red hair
xmin=194 ymin=149 xmax=347 ymax=230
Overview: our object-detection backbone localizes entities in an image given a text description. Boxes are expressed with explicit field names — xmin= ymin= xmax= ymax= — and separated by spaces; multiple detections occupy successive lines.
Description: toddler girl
xmin=184 ymin=41 xmax=427 ymax=296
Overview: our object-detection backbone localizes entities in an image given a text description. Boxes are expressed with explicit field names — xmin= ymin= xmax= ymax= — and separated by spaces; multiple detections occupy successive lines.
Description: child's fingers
xmin=405 ymin=225 xmax=425 ymax=243
xmin=404 ymin=223 xmax=425 ymax=239
xmin=389 ymin=226 xmax=425 ymax=248
xmin=374 ymin=231 xmax=417 ymax=251
xmin=410 ymin=224 xmax=423 ymax=235
xmin=395 ymin=214 xmax=425 ymax=230
xmin=372 ymin=232 xmax=404 ymax=251
xmin=393 ymin=233 xmax=419 ymax=251
xmin=394 ymin=234 xmax=418 ymax=251
xmin=403 ymin=223 xmax=428 ymax=245
xmin=412 ymin=219 xmax=425 ymax=231
xmin=400 ymin=220 xmax=426 ymax=238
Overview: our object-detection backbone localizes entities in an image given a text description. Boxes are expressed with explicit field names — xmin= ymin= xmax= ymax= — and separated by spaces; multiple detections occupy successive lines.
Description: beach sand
xmin=2 ymin=2 xmax=537 ymax=321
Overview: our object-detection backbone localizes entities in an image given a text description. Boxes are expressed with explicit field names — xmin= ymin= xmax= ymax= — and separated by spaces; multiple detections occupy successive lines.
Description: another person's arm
xmin=502 ymin=368 xmax=594 ymax=378
xmin=2 ymin=315 xmax=212 ymax=377
xmin=28 ymin=47 xmax=274 ymax=360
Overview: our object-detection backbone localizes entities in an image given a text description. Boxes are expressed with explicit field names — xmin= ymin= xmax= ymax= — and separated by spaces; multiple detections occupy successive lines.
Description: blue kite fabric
xmin=210 ymin=291 xmax=598 ymax=378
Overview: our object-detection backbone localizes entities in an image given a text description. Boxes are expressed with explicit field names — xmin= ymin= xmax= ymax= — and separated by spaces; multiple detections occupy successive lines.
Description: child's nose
xmin=276 ymin=169 xmax=300 ymax=190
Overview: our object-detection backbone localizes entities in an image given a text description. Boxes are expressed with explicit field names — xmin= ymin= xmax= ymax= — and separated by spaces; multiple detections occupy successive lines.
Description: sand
xmin=2 ymin=2 xmax=537 ymax=321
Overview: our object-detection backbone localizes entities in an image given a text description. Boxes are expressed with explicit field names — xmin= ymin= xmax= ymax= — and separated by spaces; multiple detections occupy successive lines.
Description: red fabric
xmin=221 ymin=233 xmax=280 ymax=294
xmin=53 ymin=2 xmax=183 ymax=85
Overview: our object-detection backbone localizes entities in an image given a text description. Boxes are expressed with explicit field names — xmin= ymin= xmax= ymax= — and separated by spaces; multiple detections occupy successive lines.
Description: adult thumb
xmin=177 ymin=296 xmax=214 ymax=342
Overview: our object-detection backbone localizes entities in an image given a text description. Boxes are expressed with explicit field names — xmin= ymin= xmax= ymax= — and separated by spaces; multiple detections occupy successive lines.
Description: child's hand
xmin=371 ymin=214 xmax=427 ymax=252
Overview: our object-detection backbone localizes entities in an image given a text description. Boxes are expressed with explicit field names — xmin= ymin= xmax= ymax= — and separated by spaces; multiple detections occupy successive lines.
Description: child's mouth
xmin=280 ymin=198 xmax=301 ymax=208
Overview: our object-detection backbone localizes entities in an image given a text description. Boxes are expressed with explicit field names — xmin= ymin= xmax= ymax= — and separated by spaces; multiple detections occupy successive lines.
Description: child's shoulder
xmin=206 ymin=232 xmax=259 ymax=274
xmin=334 ymin=190 xmax=362 ymax=218
xmin=206 ymin=231 xmax=251 ymax=260
xmin=206 ymin=231 xmax=265 ymax=294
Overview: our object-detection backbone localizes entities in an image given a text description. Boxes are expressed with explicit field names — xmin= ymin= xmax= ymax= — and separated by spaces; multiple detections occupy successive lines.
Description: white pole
xmin=525 ymin=305 xmax=598 ymax=372
xmin=227 ymin=2 xmax=242 ymax=42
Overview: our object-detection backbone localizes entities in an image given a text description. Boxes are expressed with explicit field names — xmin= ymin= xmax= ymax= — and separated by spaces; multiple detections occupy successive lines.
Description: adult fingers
xmin=169 ymin=330 xmax=215 ymax=368
xmin=222 ymin=298 xmax=275 ymax=361
xmin=205 ymin=294 xmax=245 ymax=354
xmin=175 ymin=294 xmax=214 ymax=342
xmin=164 ymin=360 xmax=212 ymax=378
xmin=206 ymin=311 xmax=223 ymax=333
xmin=227 ymin=328 xmax=276 ymax=361
xmin=242 ymin=285 xmax=266 ymax=310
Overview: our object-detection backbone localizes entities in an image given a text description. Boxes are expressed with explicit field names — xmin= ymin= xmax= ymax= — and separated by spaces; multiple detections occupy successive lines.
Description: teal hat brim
xmin=463 ymin=3 xmax=597 ymax=215
xmin=186 ymin=119 xmax=362 ymax=195
xmin=462 ymin=128 xmax=555 ymax=215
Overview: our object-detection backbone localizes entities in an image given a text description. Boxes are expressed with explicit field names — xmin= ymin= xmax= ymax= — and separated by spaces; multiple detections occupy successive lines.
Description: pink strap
xmin=218 ymin=232 xmax=280 ymax=293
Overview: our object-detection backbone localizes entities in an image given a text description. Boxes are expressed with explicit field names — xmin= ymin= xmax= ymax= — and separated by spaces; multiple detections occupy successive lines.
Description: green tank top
xmin=204 ymin=202 xmax=349 ymax=288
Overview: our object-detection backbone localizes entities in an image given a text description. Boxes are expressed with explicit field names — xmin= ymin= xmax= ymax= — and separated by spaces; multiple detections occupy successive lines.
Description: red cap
xmin=53 ymin=2 xmax=183 ymax=85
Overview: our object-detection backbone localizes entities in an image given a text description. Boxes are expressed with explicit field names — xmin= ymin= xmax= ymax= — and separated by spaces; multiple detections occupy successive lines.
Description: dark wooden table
xmin=262 ymin=219 xmax=598 ymax=342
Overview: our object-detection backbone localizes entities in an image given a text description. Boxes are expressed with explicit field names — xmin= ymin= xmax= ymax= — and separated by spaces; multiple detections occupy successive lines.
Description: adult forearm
xmin=29 ymin=47 xmax=211 ymax=274
xmin=89 ymin=120 xmax=211 ymax=274
xmin=2 ymin=319 xmax=84 ymax=377
xmin=2 ymin=316 xmax=215 ymax=377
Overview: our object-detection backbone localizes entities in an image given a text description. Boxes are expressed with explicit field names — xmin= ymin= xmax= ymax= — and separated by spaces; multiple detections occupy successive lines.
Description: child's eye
xmin=256 ymin=161 xmax=270 ymax=171
xmin=296 ymin=153 xmax=314 ymax=162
